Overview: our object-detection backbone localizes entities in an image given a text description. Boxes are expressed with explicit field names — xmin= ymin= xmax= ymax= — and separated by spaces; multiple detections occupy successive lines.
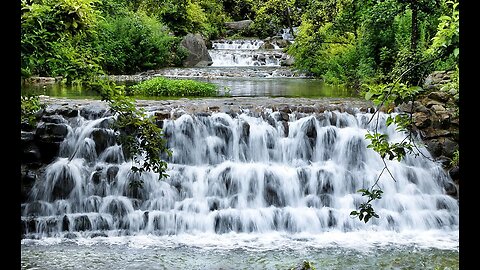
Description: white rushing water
xmin=21 ymin=108 xmax=459 ymax=251
xmin=209 ymin=40 xmax=291 ymax=67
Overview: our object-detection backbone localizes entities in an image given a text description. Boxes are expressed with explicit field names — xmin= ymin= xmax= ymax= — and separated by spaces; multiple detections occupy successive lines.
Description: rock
xmin=91 ymin=170 xmax=102 ymax=185
xmin=21 ymin=131 xmax=35 ymax=143
xmin=21 ymin=170 xmax=37 ymax=202
xmin=90 ymin=232 xmax=108 ymax=238
xmin=260 ymin=41 xmax=275 ymax=50
xmin=439 ymin=138 xmax=458 ymax=158
xmin=224 ymin=20 xmax=253 ymax=31
xmin=36 ymin=122 xmax=69 ymax=139
xmin=302 ymin=118 xmax=317 ymax=140
xmin=22 ymin=144 xmax=41 ymax=164
xmin=424 ymin=99 xmax=444 ymax=108
xmin=41 ymin=115 xmax=67 ymax=124
xmin=24 ymin=76 xmax=57 ymax=85
xmin=431 ymin=104 xmax=446 ymax=114
xmin=80 ymin=104 xmax=110 ymax=120
xmin=107 ymin=166 xmax=119 ymax=183
xmin=62 ymin=215 xmax=70 ymax=231
xmin=180 ymin=33 xmax=213 ymax=67
xmin=240 ymin=121 xmax=250 ymax=142
xmin=155 ymin=111 xmax=170 ymax=121
xmin=413 ymin=112 xmax=431 ymax=128
xmin=425 ymin=139 xmax=443 ymax=158
xmin=35 ymin=122 xmax=69 ymax=163
xmin=273 ymin=38 xmax=291 ymax=48
xmin=449 ymin=166 xmax=459 ymax=182
xmin=444 ymin=181 xmax=457 ymax=197
xmin=281 ymin=121 xmax=289 ymax=137
xmin=90 ymin=129 xmax=116 ymax=155
xmin=57 ymin=106 xmax=79 ymax=118
xmin=74 ymin=215 xmax=92 ymax=231
xmin=297 ymin=106 xmax=315 ymax=114
xmin=421 ymin=128 xmax=451 ymax=139
xmin=64 ymin=232 xmax=77 ymax=239
xmin=428 ymin=91 xmax=450 ymax=103
xmin=280 ymin=56 xmax=295 ymax=66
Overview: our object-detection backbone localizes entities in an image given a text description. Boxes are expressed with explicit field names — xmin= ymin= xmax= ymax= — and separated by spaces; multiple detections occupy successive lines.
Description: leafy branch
xmin=87 ymin=78 xmax=172 ymax=188
xmin=350 ymin=189 xmax=383 ymax=223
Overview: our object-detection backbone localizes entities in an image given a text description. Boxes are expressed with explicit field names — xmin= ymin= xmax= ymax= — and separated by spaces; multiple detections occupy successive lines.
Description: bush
xmin=128 ymin=77 xmax=218 ymax=97
xmin=21 ymin=95 xmax=44 ymax=128
xmin=95 ymin=11 xmax=186 ymax=74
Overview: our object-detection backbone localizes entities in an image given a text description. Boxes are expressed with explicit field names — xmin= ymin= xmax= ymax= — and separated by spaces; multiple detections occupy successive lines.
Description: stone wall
xmin=398 ymin=70 xmax=459 ymax=191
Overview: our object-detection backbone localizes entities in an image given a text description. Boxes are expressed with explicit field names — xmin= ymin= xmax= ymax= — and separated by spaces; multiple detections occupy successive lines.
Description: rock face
xmin=180 ymin=33 xmax=213 ymax=67
xmin=398 ymin=70 xmax=459 ymax=188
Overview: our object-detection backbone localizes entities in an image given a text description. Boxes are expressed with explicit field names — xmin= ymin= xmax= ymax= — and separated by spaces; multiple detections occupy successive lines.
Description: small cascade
xmin=209 ymin=39 xmax=291 ymax=67
xmin=21 ymin=107 xmax=459 ymax=239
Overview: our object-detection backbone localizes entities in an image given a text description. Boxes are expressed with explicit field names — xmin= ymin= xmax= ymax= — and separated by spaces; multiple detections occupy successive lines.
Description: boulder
xmin=280 ymin=56 xmax=295 ymax=66
xmin=180 ymin=33 xmax=213 ymax=67
xmin=428 ymin=91 xmax=450 ymax=103
xmin=224 ymin=20 xmax=253 ymax=31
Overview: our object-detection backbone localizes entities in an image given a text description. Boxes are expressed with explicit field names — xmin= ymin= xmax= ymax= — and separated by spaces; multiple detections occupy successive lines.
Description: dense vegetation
xmin=21 ymin=0 xmax=458 ymax=91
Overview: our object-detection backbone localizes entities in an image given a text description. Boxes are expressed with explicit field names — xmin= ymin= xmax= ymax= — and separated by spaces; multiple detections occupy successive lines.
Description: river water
xmin=21 ymin=39 xmax=459 ymax=269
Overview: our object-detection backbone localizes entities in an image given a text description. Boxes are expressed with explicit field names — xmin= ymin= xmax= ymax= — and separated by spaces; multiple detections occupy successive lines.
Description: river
xmin=20 ymin=39 xmax=459 ymax=270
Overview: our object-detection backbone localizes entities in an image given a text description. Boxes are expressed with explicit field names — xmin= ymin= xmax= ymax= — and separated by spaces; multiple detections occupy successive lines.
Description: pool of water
xmin=203 ymin=77 xmax=356 ymax=98
xmin=21 ymin=232 xmax=459 ymax=270
xmin=21 ymin=77 xmax=358 ymax=99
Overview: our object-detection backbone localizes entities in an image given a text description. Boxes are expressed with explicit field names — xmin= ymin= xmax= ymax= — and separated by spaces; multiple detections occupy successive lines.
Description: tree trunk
xmin=286 ymin=7 xmax=295 ymax=38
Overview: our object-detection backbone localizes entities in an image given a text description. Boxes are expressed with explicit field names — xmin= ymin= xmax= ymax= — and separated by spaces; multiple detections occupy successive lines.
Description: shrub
xmin=95 ymin=11 xmax=186 ymax=74
xmin=129 ymin=77 xmax=218 ymax=97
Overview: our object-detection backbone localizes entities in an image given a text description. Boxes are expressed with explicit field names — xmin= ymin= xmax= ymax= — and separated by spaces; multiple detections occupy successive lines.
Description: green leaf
xmin=365 ymin=91 xmax=374 ymax=100
xmin=453 ymin=48 xmax=459 ymax=57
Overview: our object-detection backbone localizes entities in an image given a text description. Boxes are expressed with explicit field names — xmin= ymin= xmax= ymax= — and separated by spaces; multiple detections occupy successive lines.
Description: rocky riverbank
xmin=398 ymin=70 xmax=459 ymax=192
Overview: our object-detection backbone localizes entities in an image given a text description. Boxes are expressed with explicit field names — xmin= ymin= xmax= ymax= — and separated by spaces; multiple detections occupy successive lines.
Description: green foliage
xmin=196 ymin=0 xmax=229 ymax=39
xmin=21 ymin=0 xmax=102 ymax=81
xmin=21 ymin=95 xmax=44 ymax=127
xmin=129 ymin=77 xmax=219 ymax=97
xmin=95 ymin=11 xmax=185 ymax=74
xmin=248 ymin=0 xmax=304 ymax=39
xmin=137 ymin=0 xmax=227 ymax=39
xmin=450 ymin=150 xmax=459 ymax=167
xmin=426 ymin=0 xmax=459 ymax=59
xmin=288 ymin=0 xmax=447 ymax=88
xmin=350 ymin=189 xmax=383 ymax=223
xmin=363 ymin=83 xmax=423 ymax=108
xmin=365 ymin=132 xmax=413 ymax=162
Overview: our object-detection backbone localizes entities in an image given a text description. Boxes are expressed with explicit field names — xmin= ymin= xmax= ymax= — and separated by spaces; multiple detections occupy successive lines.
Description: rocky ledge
xmin=398 ymin=70 xmax=459 ymax=190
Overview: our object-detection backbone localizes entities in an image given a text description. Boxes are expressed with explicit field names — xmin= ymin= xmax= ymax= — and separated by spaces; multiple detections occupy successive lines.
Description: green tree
xmin=21 ymin=0 xmax=102 ymax=81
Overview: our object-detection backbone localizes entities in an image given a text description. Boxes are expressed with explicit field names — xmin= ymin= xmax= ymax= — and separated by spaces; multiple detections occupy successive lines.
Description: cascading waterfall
xmin=21 ymin=108 xmax=458 ymax=240
xmin=209 ymin=40 xmax=289 ymax=67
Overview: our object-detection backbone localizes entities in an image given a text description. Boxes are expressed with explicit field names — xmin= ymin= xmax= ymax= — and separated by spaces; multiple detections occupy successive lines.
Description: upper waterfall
xmin=209 ymin=39 xmax=291 ymax=67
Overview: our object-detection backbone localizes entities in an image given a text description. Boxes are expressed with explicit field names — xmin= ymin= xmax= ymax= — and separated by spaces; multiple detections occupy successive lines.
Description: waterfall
xmin=209 ymin=40 xmax=290 ymax=67
xmin=21 ymin=108 xmax=458 ymax=239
